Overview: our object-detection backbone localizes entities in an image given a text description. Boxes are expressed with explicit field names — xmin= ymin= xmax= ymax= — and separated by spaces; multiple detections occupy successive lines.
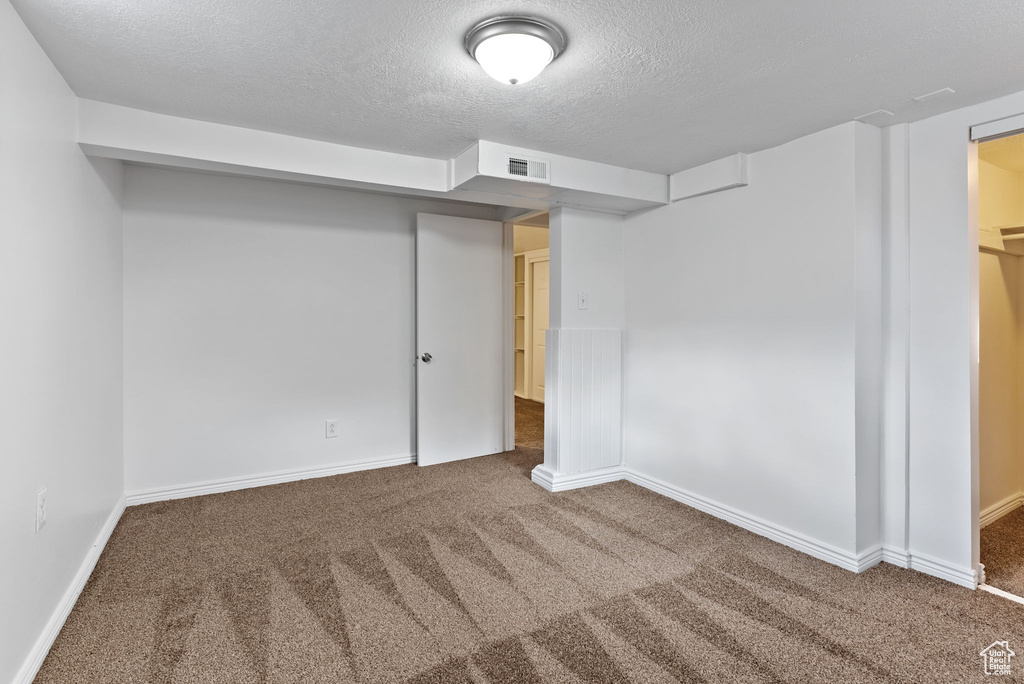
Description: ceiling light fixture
xmin=465 ymin=16 xmax=566 ymax=86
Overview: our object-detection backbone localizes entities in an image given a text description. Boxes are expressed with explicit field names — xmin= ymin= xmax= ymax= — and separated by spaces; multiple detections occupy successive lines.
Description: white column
xmin=880 ymin=123 xmax=911 ymax=567
xmin=532 ymin=208 xmax=626 ymax=491
xmin=853 ymin=122 xmax=884 ymax=568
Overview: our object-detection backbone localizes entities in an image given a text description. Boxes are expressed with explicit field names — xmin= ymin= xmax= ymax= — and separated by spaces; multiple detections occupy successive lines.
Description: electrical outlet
xmin=325 ymin=419 xmax=339 ymax=438
xmin=35 ymin=488 xmax=47 ymax=532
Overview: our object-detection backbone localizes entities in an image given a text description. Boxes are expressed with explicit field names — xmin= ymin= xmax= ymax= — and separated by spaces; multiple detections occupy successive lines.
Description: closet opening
xmin=978 ymin=132 xmax=1024 ymax=598
xmin=512 ymin=213 xmax=549 ymax=458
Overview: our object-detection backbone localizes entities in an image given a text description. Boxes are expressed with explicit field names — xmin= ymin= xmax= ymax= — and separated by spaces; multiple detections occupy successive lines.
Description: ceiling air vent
xmin=505 ymin=156 xmax=550 ymax=184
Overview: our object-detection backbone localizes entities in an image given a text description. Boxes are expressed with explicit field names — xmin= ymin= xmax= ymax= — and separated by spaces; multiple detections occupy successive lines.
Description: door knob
xmin=420 ymin=352 xmax=432 ymax=363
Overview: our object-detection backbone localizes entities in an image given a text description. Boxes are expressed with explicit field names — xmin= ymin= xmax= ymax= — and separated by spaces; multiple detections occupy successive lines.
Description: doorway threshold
xmin=979 ymin=583 xmax=1024 ymax=606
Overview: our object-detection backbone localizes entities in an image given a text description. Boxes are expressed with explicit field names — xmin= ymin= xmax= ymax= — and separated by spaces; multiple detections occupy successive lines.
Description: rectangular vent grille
xmin=506 ymin=156 xmax=550 ymax=183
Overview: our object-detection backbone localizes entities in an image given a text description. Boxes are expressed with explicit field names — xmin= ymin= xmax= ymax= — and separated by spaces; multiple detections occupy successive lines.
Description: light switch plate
xmin=35 ymin=488 xmax=47 ymax=531
xmin=577 ymin=291 xmax=589 ymax=310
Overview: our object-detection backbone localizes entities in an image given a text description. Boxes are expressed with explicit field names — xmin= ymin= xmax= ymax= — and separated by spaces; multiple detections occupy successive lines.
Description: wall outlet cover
xmin=325 ymin=419 xmax=339 ymax=438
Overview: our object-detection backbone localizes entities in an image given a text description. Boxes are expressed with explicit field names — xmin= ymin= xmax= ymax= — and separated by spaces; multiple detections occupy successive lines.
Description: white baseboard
xmin=854 ymin=545 xmax=885 ymax=573
xmin=532 ymin=463 xmax=979 ymax=588
xmin=880 ymin=546 xmax=911 ymax=568
xmin=531 ymin=464 xmax=626 ymax=492
xmin=980 ymin=492 xmax=1024 ymax=528
xmin=125 ymin=454 xmax=415 ymax=505
xmin=14 ymin=494 xmax=126 ymax=684
xmin=906 ymin=551 xmax=978 ymax=589
xmin=621 ymin=468 xmax=872 ymax=573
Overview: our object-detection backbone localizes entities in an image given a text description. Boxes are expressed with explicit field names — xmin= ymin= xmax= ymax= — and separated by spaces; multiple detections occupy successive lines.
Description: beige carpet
xmin=515 ymin=396 xmax=544 ymax=451
xmin=982 ymin=506 xmax=1024 ymax=598
xmin=37 ymin=450 xmax=1024 ymax=683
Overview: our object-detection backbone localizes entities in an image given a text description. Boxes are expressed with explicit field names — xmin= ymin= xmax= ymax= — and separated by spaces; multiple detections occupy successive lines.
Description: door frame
xmin=523 ymin=248 xmax=550 ymax=403
xmin=502 ymin=221 xmax=516 ymax=451
xmin=970 ymin=115 xmax=1024 ymax=583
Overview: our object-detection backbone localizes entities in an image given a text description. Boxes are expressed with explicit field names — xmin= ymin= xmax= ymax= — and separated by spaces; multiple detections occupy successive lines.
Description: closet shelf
xmin=981 ymin=244 xmax=1020 ymax=257
xmin=997 ymin=225 xmax=1024 ymax=240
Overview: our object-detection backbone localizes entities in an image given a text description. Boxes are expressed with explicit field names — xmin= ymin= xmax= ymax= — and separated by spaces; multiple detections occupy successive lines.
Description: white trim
xmin=881 ymin=546 xmax=911 ymax=568
xmin=531 ymin=464 xmax=625 ymax=492
xmin=623 ymin=469 xmax=979 ymax=585
xmin=854 ymin=546 xmax=885 ymax=573
xmin=533 ymin=463 xmax=979 ymax=585
xmin=905 ymin=550 xmax=979 ymax=589
xmin=979 ymin=583 xmax=1024 ymax=605
xmin=621 ymin=468 xmax=877 ymax=573
xmin=523 ymin=248 xmax=549 ymax=403
xmin=980 ymin=492 xmax=1024 ymax=528
xmin=970 ymin=112 xmax=1024 ymax=142
xmin=125 ymin=454 xmax=415 ymax=505
xmin=502 ymin=221 xmax=516 ymax=451
xmin=14 ymin=495 xmax=127 ymax=684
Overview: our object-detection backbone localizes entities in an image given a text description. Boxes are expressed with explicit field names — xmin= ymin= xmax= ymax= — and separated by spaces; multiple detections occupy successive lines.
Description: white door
xmin=530 ymin=259 xmax=549 ymax=401
xmin=416 ymin=213 xmax=505 ymax=466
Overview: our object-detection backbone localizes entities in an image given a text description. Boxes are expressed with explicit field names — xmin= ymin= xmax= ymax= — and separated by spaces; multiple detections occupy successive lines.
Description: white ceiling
xmin=12 ymin=0 xmax=1024 ymax=174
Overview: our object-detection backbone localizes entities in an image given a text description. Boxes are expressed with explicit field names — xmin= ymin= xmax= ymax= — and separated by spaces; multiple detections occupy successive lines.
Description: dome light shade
xmin=465 ymin=17 xmax=566 ymax=85
xmin=474 ymin=33 xmax=552 ymax=85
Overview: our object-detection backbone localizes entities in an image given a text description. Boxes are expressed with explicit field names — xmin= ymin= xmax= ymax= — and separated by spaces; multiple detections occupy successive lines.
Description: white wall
xmin=0 ymin=2 xmax=125 ymax=681
xmin=122 ymin=166 xmax=496 ymax=493
xmin=622 ymin=122 xmax=882 ymax=563
xmin=904 ymin=88 xmax=1024 ymax=584
xmin=550 ymin=208 xmax=624 ymax=329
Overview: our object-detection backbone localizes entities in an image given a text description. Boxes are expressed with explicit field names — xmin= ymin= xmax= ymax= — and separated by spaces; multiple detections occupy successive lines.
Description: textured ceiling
xmin=11 ymin=0 xmax=1024 ymax=174
xmin=980 ymin=134 xmax=1024 ymax=172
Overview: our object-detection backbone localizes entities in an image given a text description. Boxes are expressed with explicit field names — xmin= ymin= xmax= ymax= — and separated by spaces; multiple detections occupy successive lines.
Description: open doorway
xmin=977 ymin=133 xmax=1024 ymax=597
xmin=512 ymin=213 xmax=549 ymax=455
xmin=414 ymin=210 xmax=552 ymax=470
